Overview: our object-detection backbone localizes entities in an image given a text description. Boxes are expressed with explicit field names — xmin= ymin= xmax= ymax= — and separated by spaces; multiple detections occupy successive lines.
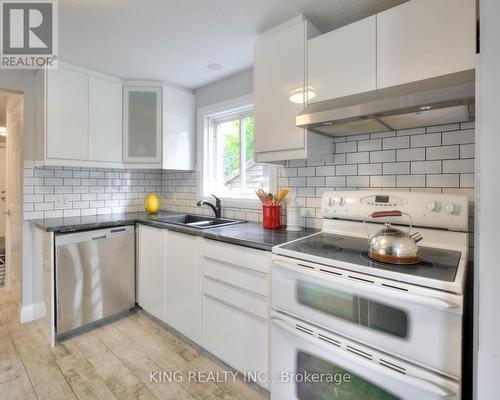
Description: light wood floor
xmin=0 ymin=288 xmax=269 ymax=400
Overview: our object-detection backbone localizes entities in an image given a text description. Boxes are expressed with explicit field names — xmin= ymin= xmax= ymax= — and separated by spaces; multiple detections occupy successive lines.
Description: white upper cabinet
xmin=89 ymin=77 xmax=123 ymax=162
xmin=37 ymin=63 xmax=194 ymax=169
xmin=123 ymin=86 xmax=162 ymax=164
xmin=162 ymin=85 xmax=195 ymax=170
xmin=308 ymin=16 xmax=376 ymax=102
xmin=254 ymin=16 xmax=321 ymax=162
xmin=46 ymin=67 xmax=89 ymax=160
xmin=37 ymin=63 xmax=124 ymax=166
xmin=377 ymin=0 xmax=476 ymax=89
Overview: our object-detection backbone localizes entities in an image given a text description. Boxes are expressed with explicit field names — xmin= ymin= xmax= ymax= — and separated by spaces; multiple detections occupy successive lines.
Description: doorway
xmin=0 ymin=90 xmax=23 ymax=304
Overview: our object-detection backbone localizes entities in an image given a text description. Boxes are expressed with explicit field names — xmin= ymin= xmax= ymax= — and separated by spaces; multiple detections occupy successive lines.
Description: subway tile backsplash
xmin=280 ymin=122 xmax=475 ymax=225
xmin=23 ymin=121 xmax=475 ymax=258
xmin=161 ymin=121 xmax=475 ymax=235
xmin=23 ymin=162 xmax=162 ymax=220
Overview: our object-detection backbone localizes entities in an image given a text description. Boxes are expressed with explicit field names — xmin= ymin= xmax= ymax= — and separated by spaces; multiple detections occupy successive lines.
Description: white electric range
xmin=270 ymin=191 xmax=469 ymax=400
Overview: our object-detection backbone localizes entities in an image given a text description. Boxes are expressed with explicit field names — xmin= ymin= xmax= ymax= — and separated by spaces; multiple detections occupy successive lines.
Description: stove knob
xmin=445 ymin=203 xmax=457 ymax=215
xmin=427 ymin=200 xmax=438 ymax=212
xmin=328 ymin=197 xmax=333 ymax=207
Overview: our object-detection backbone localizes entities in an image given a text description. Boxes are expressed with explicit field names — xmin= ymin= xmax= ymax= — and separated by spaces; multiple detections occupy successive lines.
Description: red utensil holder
xmin=262 ymin=204 xmax=281 ymax=229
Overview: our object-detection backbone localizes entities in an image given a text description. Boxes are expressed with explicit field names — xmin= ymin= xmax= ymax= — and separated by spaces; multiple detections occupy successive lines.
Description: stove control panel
xmin=321 ymin=191 xmax=468 ymax=231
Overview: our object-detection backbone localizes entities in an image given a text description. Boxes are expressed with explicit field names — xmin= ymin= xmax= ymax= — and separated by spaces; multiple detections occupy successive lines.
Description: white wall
xmin=0 ymin=70 xmax=39 ymax=311
xmin=0 ymin=70 xmax=39 ymax=160
xmin=475 ymin=0 xmax=500 ymax=398
xmin=195 ymin=68 xmax=253 ymax=109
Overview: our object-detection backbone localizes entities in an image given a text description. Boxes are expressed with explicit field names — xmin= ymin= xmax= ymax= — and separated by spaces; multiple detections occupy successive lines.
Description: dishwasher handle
xmin=92 ymin=234 xmax=107 ymax=240
xmin=55 ymin=225 xmax=135 ymax=246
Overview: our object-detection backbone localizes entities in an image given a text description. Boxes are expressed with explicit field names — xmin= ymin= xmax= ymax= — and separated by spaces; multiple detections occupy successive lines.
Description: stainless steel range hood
xmin=296 ymin=70 xmax=475 ymax=136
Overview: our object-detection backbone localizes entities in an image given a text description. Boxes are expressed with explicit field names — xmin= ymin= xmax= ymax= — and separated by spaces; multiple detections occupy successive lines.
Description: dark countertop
xmin=30 ymin=212 xmax=319 ymax=251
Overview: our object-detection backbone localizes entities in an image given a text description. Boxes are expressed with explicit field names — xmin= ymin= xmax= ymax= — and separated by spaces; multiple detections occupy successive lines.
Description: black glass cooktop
xmin=280 ymin=233 xmax=462 ymax=282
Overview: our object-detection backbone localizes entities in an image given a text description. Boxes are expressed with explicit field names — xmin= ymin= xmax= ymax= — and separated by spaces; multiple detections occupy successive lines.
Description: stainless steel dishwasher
xmin=55 ymin=225 xmax=135 ymax=337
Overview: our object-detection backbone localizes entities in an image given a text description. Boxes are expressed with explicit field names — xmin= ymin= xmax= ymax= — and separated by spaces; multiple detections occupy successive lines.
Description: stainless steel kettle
xmin=364 ymin=210 xmax=423 ymax=265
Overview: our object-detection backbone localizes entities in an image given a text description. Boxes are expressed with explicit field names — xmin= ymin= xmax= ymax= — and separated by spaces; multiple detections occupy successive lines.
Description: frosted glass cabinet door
xmin=123 ymin=86 xmax=162 ymax=163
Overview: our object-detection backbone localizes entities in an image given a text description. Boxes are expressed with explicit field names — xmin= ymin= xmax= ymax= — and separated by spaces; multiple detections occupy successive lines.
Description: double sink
xmin=156 ymin=214 xmax=246 ymax=229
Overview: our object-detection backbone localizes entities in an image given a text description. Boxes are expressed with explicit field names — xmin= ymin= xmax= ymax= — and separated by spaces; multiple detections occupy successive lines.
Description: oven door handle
xmin=271 ymin=316 xmax=457 ymax=398
xmin=272 ymin=258 xmax=461 ymax=310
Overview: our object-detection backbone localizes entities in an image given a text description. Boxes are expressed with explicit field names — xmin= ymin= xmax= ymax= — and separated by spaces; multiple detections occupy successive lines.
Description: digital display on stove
xmin=375 ymin=195 xmax=389 ymax=203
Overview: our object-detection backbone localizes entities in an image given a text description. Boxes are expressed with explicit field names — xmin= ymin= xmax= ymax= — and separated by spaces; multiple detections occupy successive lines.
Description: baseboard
xmin=20 ymin=301 xmax=47 ymax=323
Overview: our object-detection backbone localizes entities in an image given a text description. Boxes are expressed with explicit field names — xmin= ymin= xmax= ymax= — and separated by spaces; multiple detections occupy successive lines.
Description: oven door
xmin=271 ymin=311 xmax=459 ymax=400
xmin=272 ymin=255 xmax=463 ymax=378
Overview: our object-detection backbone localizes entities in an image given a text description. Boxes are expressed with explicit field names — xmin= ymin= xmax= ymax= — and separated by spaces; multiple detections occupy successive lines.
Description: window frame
xmin=198 ymin=94 xmax=276 ymax=208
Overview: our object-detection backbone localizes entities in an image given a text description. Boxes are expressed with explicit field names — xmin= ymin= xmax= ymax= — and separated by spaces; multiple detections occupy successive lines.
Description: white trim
xmin=58 ymin=61 xmax=123 ymax=84
xmin=162 ymin=81 xmax=194 ymax=95
xmin=39 ymin=158 xmax=162 ymax=169
xmin=20 ymin=301 xmax=47 ymax=323
xmin=211 ymin=197 xmax=262 ymax=210
xmin=197 ymin=94 xmax=277 ymax=204
xmin=197 ymin=93 xmax=254 ymax=117
xmin=257 ymin=15 xmax=306 ymax=40
xmin=123 ymin=79 xmax=164 ymax=87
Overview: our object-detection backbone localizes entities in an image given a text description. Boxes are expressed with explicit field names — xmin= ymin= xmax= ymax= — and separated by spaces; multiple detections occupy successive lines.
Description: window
xmin=202 ymin=98 xmax=275 ymax=201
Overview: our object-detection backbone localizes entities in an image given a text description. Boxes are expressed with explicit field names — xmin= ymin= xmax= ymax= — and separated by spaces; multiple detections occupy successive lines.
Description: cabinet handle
xmin=203 ymin=293 xmax=267 ymax=322
xmin=203 ymin=275 xmax=267 ymax=298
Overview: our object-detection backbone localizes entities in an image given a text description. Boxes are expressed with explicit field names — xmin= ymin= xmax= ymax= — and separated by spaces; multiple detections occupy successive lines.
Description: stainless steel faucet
xmin=196 ymin=194 xmax=222 ymax=218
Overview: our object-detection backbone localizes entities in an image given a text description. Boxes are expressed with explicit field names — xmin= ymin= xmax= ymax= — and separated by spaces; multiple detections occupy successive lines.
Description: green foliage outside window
xmin=221 ymin=116 xmax=255 ymax=183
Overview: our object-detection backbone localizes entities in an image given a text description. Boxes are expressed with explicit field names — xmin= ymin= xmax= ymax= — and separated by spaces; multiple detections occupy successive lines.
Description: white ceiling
xmin=59 ymin=0 xmax=406 ymax=90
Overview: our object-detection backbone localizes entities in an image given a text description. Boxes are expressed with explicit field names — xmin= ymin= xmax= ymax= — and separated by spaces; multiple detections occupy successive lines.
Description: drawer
xmin=202 ymin=295 xmax=269 ymax=388
xmin=203 ymin=277 xmax=268 ymax=320
xmin=202 ymin=256 xmax=269 ymax=297
xmin=201 ymin=239 xmax=271 ymax=275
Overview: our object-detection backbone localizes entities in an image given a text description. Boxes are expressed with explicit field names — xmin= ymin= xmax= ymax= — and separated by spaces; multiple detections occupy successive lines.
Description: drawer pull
xmin=203 ymin=255 xmax=269 ymax=276
xmin=203 ymin=275 xmax=268 ymax=298
xmin=203 ymin=293 xmax=267 ymax=322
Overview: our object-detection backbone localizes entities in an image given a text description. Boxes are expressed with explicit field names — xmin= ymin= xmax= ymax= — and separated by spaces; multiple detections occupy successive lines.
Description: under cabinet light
xmin=289 ymin=87 xmax=317 ymax=104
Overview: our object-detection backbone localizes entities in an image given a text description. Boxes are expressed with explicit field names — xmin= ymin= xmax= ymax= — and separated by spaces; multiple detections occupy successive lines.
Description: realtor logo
xmin=1 ymin=0 xmax=58 ymax=68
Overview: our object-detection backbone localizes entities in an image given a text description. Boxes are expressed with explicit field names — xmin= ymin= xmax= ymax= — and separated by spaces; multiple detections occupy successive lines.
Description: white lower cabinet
xmin=137 ymin=225 xmax=166 ymax=321
xmin=201 ymin=239 xmax=271 ymax=389
xmin=203 ymin=295 xmax=268 ymax=378
xmin=165 ymin=230 xmax=201 ymax=344
xmin=137 ymin=226 xmax=201 ymax=343
xmin=137 ymin=227 xmax=271 ymax=388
